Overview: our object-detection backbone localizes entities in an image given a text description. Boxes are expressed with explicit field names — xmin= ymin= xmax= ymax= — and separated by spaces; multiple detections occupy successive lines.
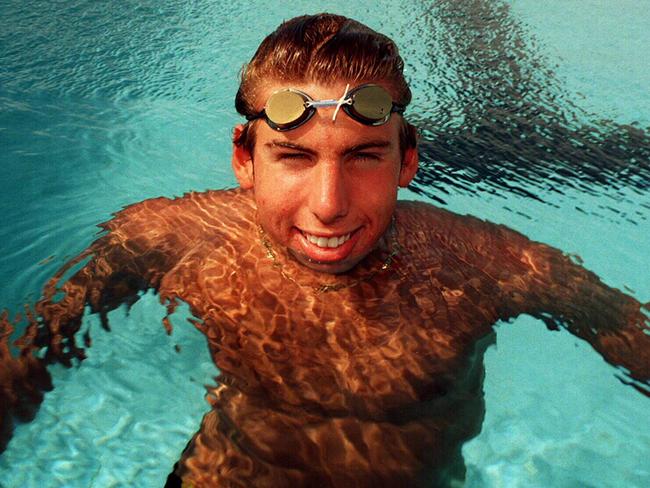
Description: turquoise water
xmin=1 ymin=1 xmax=648 ymax=486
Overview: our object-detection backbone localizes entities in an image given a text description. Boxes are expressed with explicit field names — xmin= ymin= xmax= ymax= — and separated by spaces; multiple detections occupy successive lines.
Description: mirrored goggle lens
xmin=265 ymin=90 xmax=308 ymax=126
xmin=350 ymin=85 xmax=393 ymax=121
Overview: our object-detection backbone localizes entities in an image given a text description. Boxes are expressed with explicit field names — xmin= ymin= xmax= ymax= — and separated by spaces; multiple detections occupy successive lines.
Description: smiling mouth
xmin=292 ymin=227 xmax=363 ymax=269
xmin=302 ymin=231 xmax=352 ymax=248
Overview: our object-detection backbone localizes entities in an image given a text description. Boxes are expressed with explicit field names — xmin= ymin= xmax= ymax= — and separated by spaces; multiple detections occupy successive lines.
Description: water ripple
xmin=405 ymin=0 xmax=649 ymax=221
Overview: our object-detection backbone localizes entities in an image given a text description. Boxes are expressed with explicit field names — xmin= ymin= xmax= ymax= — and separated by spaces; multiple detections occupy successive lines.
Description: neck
xmin=257 ymin=219 xmax=401 ymax=293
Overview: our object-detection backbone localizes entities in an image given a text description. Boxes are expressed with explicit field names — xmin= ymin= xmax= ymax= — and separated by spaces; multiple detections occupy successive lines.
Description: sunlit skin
xmin=1 ymin=80 xmax=648 ymax=488
xmin=232 ymin=81 xmax=418 ymax=274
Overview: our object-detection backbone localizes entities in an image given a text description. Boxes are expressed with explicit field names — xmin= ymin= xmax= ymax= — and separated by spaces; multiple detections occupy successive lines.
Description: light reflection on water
xmin=0 ymin=0 xmax=648 ymax=486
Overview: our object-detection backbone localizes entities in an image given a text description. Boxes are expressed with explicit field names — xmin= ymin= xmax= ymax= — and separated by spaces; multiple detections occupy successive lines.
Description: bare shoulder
xmin=99 ymin=188 xmax=256 ymax=244
xmin=395 ymin=200 xmax=532 ymax=250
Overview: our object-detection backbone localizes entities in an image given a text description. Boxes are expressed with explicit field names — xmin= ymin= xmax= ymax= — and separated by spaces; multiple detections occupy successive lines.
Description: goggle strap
xmin=392 ymin=103 xmax=406 ymax=114
xmin=332 ymin=83 xmax=351 ymax=122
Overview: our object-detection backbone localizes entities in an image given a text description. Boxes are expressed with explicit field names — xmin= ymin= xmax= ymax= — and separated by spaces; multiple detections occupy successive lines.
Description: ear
xmin=231 ymin=124 xmax=254 ymax=189
xmin=398 ymin=145 xmax=419 ymax=187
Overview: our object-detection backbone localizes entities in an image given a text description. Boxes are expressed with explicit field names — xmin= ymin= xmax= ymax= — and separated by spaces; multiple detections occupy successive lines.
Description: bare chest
xmin=180 ymin=248 xmax=498 ymax=416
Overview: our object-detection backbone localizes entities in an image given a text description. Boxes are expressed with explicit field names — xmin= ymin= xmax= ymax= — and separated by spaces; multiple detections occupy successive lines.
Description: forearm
xmin=411 ymin=205 xmax=649 ymax=389
xmin=501 ymin=236 xmax=650 ymax=391
xmin=0 ymin=309 xmax=53 ymax=451
xmin=0 ymin=191 xmax=234 ymax=451
xmin=0 ymin=221 xmax=183 ymax=450
xmin=35 ymin=229 xmax=185 ymax=364
xmin=0 ymin=237 xmax=164 ymax=452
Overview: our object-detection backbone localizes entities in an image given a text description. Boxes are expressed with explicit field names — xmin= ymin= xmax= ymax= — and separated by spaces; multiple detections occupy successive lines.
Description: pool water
xmin=1 ymin=1 xmax=648 ymax=486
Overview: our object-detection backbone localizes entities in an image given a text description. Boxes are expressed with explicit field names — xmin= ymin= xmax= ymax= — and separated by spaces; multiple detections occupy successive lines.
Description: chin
xmin=290 ymin=250 xmax=363 ymax=274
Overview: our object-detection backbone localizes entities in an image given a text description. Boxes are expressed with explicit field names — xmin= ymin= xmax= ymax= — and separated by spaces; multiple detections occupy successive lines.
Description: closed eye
xmin=275 ymin=152 xmax=314 ymax=167
xmin=353 ymin=152 xmax=380 ymax=160
xmin=278 ymin=152 xmax=309 ymax=159
xmin=349 ymin=152 xmax=383 ymax=166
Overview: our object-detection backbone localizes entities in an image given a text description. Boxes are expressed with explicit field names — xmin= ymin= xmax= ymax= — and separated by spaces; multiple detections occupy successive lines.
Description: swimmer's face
xmin=232 ymin=80 xmax=418 ymax=274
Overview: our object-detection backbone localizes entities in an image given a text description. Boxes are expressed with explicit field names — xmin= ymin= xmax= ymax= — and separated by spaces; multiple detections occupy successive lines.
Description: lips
xmin=296 ymin=228 xmax=360 ymax=263
xmin=303 ymin=232 xmax=351 ymax=248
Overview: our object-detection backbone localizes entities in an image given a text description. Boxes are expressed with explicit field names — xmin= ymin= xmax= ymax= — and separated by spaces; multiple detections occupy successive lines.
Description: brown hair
xmin=233 ymin=14 xmax=417 ymax=155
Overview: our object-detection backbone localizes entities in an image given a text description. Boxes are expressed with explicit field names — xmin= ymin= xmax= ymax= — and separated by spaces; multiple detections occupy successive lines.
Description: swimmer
xmin=1 ymin=13 xmax=649 ymax=488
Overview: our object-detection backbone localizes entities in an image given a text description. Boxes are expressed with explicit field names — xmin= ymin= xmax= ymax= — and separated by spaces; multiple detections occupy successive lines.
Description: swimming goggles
xmin=246 ymin=84 xmax=406 ymax=131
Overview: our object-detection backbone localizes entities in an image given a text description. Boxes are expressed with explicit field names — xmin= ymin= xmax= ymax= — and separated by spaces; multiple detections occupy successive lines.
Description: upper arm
xmin=402 ymin=201 xmax=649 ymax=389
xmin=34 ymin=195 xmax=207 ymax=364
xmin=469 ymin=220 xmax=650 ymax=390
xmin=0 ymin=196 xmax=190 ymax=445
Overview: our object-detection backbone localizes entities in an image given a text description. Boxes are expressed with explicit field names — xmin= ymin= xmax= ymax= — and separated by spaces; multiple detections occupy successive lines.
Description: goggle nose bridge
xmin=305 ymin=98 xmax=353 ymax=108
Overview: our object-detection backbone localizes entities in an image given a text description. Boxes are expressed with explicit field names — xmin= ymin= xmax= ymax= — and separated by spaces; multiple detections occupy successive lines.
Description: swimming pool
xmin=1 ymin=0 xmax=648 ymax=486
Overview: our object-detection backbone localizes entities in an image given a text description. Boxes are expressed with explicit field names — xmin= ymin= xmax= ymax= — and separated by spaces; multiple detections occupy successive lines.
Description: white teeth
xmin=304 ymin=232 xmax=351 ymax=248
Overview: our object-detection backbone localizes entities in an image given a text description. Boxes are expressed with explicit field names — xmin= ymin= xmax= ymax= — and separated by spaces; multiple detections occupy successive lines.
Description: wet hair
xmin=233 ymin=13 xmax=417 ymax=156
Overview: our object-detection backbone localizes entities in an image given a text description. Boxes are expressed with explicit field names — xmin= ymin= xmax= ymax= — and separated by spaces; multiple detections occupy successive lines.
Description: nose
xmin=308 ymin=161 xmax=349 ymax=224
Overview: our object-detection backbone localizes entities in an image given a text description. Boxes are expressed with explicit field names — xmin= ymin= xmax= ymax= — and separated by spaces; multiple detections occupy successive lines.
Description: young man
xmin=1 ymin=13 xmax=648 ymax=488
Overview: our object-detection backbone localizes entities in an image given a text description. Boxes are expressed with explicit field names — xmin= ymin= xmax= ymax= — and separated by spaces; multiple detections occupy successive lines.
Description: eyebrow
xmin=265 ymin=140 xmax=393 ymax=156
xmin=265 ymin=141 xmax=317 ymax=155
xmin=343 ymin=140 xmax=392 ymax=156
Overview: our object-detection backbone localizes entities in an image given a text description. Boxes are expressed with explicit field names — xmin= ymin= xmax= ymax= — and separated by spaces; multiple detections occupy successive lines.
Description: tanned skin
xmin=1 ymin=187 xmax=648 ymax=487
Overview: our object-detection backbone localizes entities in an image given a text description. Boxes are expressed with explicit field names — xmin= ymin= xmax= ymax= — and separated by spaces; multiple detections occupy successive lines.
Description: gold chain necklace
xmin=258 ymin=219 xmax=401 ymax=293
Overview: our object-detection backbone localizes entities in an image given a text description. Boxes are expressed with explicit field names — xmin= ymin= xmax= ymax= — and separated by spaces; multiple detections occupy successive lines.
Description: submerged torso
xmin=5 ymin=187 xmax=646 ymax=487
xmin=151 ymin=189 xmax=504 ymax=486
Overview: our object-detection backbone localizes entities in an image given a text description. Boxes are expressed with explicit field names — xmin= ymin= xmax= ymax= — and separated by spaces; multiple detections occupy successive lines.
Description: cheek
xmin=255 ymin=191 xmax=298 ymax=233
xmin=255 ymin=160 xmax=303 ymax=195
xmin=369 ymin=192 xmax=398 ymax=221
xmin=352 ymin=169 xmax=399 ymax=212
xmin=254 ymin=170 xmax=307 ymax=218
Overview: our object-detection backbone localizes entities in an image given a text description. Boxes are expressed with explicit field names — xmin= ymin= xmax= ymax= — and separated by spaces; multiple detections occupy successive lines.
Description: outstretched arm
xmin=409 ymin=201 xmax=650 ymax=395
xmin=0 ymin=192 xmax=214 ymax=450
xmin=482 ymin=223 xmax=650 ymax=395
